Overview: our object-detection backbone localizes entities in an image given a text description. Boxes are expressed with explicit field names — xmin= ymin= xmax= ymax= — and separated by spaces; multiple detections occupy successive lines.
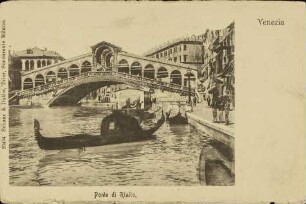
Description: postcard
xmin=0 ymin=1 xmax=304 ymax=203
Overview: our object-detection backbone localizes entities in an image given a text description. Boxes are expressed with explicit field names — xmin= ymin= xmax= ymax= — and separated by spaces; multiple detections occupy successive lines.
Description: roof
xmin=14 ymin=47 xmax=65 ymax=59
xmin=91 ymin=41 xmax=122 ymax=52
xmin=144 ymin=36 xmax=203 ymax=56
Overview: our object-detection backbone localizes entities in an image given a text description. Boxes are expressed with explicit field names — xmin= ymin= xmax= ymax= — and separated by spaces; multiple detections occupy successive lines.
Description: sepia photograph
xmin=1 ymin=2 xmax=304 ymax=204
xmin=7 ymin=3 xmax=235 ymax=186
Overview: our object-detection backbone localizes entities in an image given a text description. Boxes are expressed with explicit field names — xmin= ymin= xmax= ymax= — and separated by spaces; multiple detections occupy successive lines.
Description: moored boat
xmin=34 ymin=110 xmax=165 ymax=150
xmin=165 ymin=111 xmax=188 ymax=124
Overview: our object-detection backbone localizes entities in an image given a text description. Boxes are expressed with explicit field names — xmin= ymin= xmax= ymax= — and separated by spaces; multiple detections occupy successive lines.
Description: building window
xmin=164 ymin=51 xmax=167 ymax=56
xmin=156 ymin=54 xmax=159 ymax=58
xmin=160 ymin=53 xmax=163 ymax=57
xmin=174 ymin=47 xmax=177 ymax=53
xmin=179 ymin=56 xmax=181 ymax=62
xmin=184 ymin=55 xmax=187 ymax=62
xmin=174 ymin=57 xmax=177 ymax=63
xmin=169 ymin=49 xmax=172 ymax=54
xmin=183 ymin=44 xmax=187 ymax=50
xmin=179 ymin=45 xmax=181 ymax=51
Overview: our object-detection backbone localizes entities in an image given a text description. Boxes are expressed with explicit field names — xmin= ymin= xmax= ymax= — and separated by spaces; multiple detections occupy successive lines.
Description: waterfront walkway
xmin=187 ymin=101 xmax=235 ymax=138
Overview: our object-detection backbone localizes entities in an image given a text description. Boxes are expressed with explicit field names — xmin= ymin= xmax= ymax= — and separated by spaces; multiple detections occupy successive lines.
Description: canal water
xmin=9 ymin=106 xmax=211 ymax=186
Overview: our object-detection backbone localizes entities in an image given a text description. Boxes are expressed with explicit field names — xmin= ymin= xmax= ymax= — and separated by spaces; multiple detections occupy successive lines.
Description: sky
xmin=3 ymin=2 xmax=234 ymax=59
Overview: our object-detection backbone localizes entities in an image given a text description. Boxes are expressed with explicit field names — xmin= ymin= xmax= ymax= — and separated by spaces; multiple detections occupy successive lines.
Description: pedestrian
xmin=224 ymin=98 xmax=230 ymax=125
xmin=193 ymin=96 xmax=197 ymax=107
xmin=212 ymin=99 xmax=218 ymax=122
xmin=218 ymin=97 xmax=224 ymax=123
xmin=207 ymin=95 xmax=211 ymax=107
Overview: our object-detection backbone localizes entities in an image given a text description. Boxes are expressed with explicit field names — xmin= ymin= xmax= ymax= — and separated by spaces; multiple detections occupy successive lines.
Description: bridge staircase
xmin=9 ymin=90 xmax=20 ymax=105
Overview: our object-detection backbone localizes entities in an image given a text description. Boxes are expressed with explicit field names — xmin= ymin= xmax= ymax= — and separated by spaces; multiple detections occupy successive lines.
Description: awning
xmin=202 ymin=78 xmax=211 ymax=89
xmin=211 ymin=76 xmax=223 ymax=84
xmin=207 ymin=86 xmax=217 ymax=94
xmin=218 ymin=60 xmax=234 ymax=78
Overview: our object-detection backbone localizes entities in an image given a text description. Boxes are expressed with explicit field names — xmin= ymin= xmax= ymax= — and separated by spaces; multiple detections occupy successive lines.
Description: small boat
xmin=165 ymin=111 xmax=188 ymax=124
xmin=199 ymin=139 xmax=235 ymax=186
xmin=34 ymin=110 xmax=165 ymax=150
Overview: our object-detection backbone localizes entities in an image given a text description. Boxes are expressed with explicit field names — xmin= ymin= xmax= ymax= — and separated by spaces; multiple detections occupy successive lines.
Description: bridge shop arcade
xmin=16 ymin=41 xmax=198 ymax=107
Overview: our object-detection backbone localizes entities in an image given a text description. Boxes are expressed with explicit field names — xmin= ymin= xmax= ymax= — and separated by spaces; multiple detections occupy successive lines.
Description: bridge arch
xmin=157 ymin=67 xmax=169 ymax=81
xmin=23 ymin=78 xmax=33 ymax=90
xmin=144 ymin=64 xmax=155 ymax=79
xmin=35 ymin=74 xmax=45 ymax=87
xmin=69 ymin=64 xmax=80 ymax=77
xmin=131 ymin=61 xmax=142 ymax=76
xmin=118 ymin=59 xmax=129 ymax=74
xmin=81 ymin=61 xmax=92 ymax=73
xmin=46 ymin=71 xmax=56 ymax=83
xmin=170 ymin=70 xmax=182 ymax=85
xmin=58 ymin=68 xmax=68 ymax=79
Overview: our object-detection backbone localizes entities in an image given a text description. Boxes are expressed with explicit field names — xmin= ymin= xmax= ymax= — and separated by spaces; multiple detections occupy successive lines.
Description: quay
xmin=185 ymin=102 xmax=235 ymax=185
xmin=186 ymin=102 xmax=234 ymax=146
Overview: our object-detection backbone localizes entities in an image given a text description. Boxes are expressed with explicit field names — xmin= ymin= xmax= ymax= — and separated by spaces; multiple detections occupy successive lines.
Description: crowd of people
xmin=206 ymin=95 xmax=231 ymax=125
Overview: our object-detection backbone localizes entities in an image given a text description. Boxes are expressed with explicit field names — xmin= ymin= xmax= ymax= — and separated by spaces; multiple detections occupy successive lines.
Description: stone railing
xmin=15 ymin=71 xmax=196 ymax=99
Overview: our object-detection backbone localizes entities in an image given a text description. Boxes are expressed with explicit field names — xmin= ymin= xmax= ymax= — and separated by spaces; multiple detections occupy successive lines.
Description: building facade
xmin=9 ymin=47 xmax=65 ymax=91
xmin=200 ymin=22 xmax=235 ymax=108
xmin=144 ymin=36 xmax=204 ymax=71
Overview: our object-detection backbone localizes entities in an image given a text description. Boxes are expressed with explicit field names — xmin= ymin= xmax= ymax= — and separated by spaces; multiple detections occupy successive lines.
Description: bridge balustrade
xmin=15 ymin=71 xmax=195 ymax=100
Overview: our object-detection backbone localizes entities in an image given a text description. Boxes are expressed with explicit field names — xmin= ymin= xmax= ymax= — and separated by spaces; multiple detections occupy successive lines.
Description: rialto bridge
xmin=11 ymin=41 xmax=198 ymax=106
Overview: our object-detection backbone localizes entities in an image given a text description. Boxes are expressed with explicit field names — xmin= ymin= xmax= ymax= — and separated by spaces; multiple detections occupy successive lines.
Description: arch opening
xmin=95 ymin=46 xmax=114 ymax=71
xmin=170 ymin=70 xmax=182 ymax=85
xmin=30 ymin=60 xmax=34 ymax=70
xmin=58 ymin=68 xmax=68 ymax=80
xmin=131 ymin=62 xmax=142 ymax=76
xmin=46 ymin=71 xmax=56 ymax=83
xmin=37 ymin=60 xmax=41 ymax=68
xmin=23 ymin=78 xmax=33 ymax=90
xmin=144 ymin=64 xmax=155 ymax=79
xmin=81 ymin=61 xmax=92 ymax=73
xmin=25 ymin=60 xmax=30 ymax=71
xmin=118 ymin=59 xmax=129 ymax=74
xmin=157 ymin=67 xmax=169 ymax=82
xmin=35 ymin=74 xmax=45 ymax=87
xmin=69 ymin=64 xmax=80 ymax=77
xmin=184 ymin=72 xmax=196 ymax=88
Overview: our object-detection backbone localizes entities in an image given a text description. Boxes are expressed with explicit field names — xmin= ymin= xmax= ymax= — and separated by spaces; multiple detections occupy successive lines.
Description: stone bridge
xmin=13 ymin=41 xmax=198 ymax=106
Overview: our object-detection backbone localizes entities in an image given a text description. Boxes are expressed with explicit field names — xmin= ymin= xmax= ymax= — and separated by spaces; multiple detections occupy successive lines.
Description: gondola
xmin=165 ymin=111 xmax=188 ymax=124
xmin=34 ymin=110 xmax=165 ymax=150
xmin=199 ymin=139 xmax=235 ymax=186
